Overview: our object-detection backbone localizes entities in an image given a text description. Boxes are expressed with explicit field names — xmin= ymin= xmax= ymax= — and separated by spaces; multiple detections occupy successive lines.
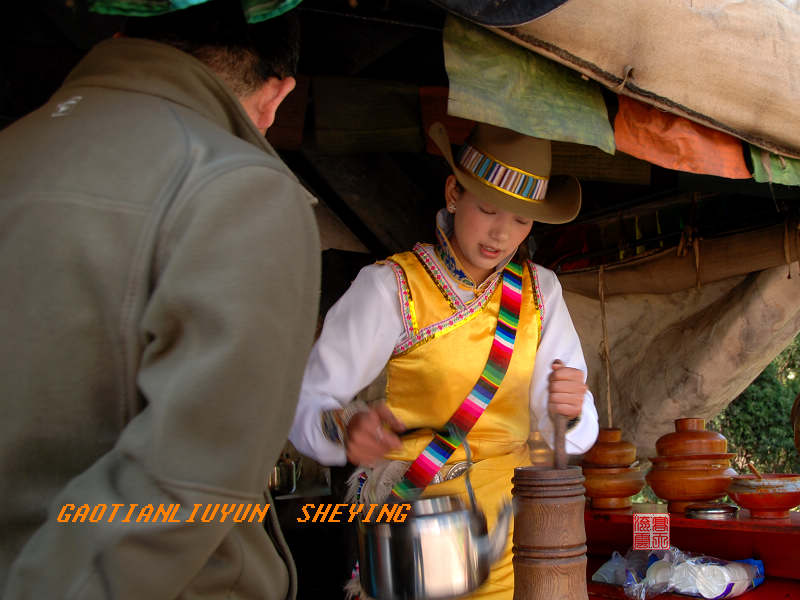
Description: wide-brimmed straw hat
xmin=429 ymin=121 xmax=581 ymax=224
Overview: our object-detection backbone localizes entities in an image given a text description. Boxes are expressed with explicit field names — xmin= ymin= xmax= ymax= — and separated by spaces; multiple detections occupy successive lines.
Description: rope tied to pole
xmin=598 ymin=265 xmax=613 ymax=428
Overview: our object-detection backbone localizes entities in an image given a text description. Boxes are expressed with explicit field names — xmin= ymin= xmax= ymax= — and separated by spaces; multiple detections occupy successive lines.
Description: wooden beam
xmin=280 ymin=150 xmax=389 ymax=257
xmin=313 ymin=200 xmax=369 ymax=254
xmin=301 ymin=150 xmax=433 ymax=254
xmin=551 ymin=143 xmax=651 ymax=185
xmin=312 ymin=77 xmax=423 ymax=154
xmin=560 ymin=223 xmax=800 ymax=297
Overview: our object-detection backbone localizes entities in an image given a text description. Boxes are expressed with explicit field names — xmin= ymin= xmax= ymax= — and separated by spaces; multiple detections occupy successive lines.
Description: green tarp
xmin=750 ymin=145 xmax=800 ymax=187
xmin=443 ymin=16 xmax=615 ymax=154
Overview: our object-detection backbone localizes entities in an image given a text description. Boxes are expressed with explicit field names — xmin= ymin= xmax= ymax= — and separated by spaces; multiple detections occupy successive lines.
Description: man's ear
xmin=242 ymin=76 xmax=296 ymax=135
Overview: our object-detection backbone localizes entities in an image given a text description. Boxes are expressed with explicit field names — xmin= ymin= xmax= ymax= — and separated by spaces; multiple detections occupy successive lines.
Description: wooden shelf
xmin=584 ymin=503 xmax=800 ymax=594
xmin=587 ymin=578 xmax=800 ymax=600
xmin=587 ymin=503 xmax=800 ymax=533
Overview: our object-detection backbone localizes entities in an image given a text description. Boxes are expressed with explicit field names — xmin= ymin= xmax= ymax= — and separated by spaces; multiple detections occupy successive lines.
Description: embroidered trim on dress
xmin=526 ymin=260 xmax=544 ymax=345
xmin=413 ymin=244 xmax=465 ymax=311
xmin=391 ymin=248 xmax=501 ymax=357
xmin=433 ymin=228 xmax=473 ymax=289
xmin=384 ymin=259 xmax=417 ymax=340
xmin=432 ymin=211 xmax=506 ymax=294
xmin=392 ymin=293 xmax=494 ymax=356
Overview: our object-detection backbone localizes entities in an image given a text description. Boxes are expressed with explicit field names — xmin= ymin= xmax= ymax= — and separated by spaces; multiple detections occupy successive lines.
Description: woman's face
xmin=446 ymin=175 xmax=533 ymax=284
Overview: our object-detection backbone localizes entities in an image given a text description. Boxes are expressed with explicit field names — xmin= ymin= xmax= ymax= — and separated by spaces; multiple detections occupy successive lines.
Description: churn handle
xmin=554 ymin=414 xmax=567 ymax=469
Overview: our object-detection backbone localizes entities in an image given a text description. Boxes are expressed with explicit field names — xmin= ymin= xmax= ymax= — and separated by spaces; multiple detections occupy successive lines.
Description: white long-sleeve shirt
xmin=290 ymin=215 xmax=599 ymax=465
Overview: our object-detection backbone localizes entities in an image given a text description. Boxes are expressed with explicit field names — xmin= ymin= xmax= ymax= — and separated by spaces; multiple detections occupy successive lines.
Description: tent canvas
xmin=491 ymin=0 xmax=800 ymax=159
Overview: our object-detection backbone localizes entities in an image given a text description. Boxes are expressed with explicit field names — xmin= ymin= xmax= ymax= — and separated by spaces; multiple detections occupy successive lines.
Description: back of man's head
xmin=123 ymin=0 xmax=300 ymax=97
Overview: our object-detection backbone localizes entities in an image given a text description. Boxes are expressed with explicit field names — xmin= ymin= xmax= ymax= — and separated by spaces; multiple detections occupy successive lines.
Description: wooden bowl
xmin=649 ymin=453 xmax=735 ymax=469
xmin=727 ymin=474 xmax=800 ymax=519
xmin=583 ymin=428 xmax=637 ymax=467
xmin=655 ymin=418 xmax=728 ymax=456
xmin=583 ymin=465 xmax=645 ymax=509
xmin=646 ymin=463 xmax=737 ymax=513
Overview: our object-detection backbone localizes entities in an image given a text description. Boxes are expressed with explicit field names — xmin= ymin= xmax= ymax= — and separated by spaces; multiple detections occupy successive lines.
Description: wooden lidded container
xmin=646 ymin=418 xmax=736 ymax=513
xmin=582 ymin=428 xmax=644 ymax=509
xmin=583 ymin=428 xmax=636 ymax=466
xmin=655 ymin=418 xmax=727 ymax=456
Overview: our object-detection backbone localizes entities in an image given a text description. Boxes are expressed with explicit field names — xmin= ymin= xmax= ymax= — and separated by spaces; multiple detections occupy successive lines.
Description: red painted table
xmin=584 ymin=504 xmax=800 ymax=599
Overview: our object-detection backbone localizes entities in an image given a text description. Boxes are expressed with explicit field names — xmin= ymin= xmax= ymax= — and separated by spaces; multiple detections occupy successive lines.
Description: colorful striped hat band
xmin=458 ymin=144 xmax=549 ymax=203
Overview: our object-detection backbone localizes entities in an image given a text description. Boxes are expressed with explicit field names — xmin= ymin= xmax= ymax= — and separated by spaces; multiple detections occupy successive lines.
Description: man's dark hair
xmin=123 ymin=0 xmax=300 ymax=97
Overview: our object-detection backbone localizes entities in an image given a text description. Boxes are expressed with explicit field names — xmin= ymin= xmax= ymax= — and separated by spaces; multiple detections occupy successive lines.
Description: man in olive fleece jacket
xmin=0 ymin=6 xmax=319 ymax=599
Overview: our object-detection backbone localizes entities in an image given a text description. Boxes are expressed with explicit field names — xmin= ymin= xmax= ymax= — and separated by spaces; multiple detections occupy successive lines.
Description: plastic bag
xmin=601 ymin=547 xmax=765 ymax=600
xmin=591 ymin=551 xmax=627 ymax=585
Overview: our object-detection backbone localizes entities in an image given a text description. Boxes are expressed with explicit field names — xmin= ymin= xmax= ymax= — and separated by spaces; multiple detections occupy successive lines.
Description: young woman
xmin=290 ymin=122 xmax=599 ymax=599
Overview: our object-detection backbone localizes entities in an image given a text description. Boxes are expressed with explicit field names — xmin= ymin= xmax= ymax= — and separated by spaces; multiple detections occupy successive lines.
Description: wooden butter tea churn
xmin=512 ymin=415 xmax=588 ymax=600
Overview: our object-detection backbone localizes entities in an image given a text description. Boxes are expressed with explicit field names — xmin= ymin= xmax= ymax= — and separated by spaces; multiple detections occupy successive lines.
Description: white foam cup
xmin=696 ymin=563 xmax=754 ymax=599
xmin=696 ymin=565 xmax=729 ymax=598
xmin=646 ymin=560 xmax=673 ymax=585
xmin=670 ymin=562 xmax=700 ymax=595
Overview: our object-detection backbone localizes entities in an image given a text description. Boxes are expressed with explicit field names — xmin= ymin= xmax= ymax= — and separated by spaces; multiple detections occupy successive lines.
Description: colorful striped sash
xmin=390 ymin=260 xmax=523 ymax=501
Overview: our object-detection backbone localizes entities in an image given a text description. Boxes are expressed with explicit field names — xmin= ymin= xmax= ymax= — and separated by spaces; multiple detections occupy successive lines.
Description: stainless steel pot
xmin=357 ymin=494 xmax=511 ymax=600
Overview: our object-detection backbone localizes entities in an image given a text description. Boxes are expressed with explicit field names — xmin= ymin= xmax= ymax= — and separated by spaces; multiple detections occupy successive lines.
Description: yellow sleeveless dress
xmin=381 ymin=244 xmax=542 ymax=600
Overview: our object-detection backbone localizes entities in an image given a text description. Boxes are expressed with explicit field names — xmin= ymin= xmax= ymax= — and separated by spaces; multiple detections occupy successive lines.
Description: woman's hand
xmin=547 ymin=359 xmax=586 ymax=419
xmin=345 ymin=404 xmax=405 ymax=467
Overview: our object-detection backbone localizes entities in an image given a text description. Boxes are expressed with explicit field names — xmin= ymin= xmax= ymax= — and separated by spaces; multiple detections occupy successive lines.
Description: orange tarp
xmin=614 ymin=95 xmax=751 ymax=179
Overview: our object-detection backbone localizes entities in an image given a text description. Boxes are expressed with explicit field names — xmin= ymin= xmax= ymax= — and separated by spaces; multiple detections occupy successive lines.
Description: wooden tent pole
xmin=560 ymin=223 xmax=800 ymax=298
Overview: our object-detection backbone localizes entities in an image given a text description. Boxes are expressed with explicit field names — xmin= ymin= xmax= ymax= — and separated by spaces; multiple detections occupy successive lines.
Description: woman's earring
xmin=448 ymin=203 xmax=456 ymax=213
